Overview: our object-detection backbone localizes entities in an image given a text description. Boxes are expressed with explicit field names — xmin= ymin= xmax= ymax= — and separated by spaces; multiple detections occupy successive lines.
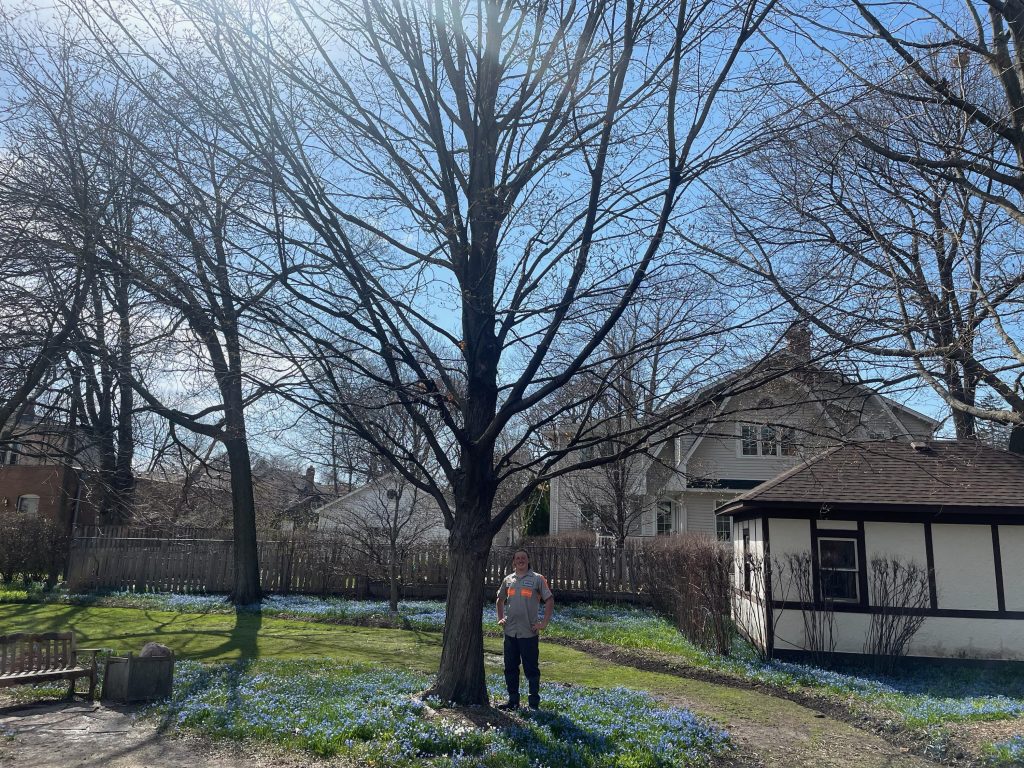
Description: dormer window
xmin=740 ymin=400 xmax=797 ymax=456
xmin=740 ymin=424 xmax=797 ymax=456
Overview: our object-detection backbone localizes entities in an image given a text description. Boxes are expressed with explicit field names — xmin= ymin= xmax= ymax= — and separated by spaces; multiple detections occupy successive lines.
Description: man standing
xmin=495 ymin=548 xmax=554 ymax=711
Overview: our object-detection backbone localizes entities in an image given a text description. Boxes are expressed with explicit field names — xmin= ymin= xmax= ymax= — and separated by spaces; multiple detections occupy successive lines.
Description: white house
xmin=549 ymin=331 xmax=938 ymax=541
xmin=720 ymin=440 xmax=1024 ymax=662
xmin=312 ymin=475 xmax=448 ymax=542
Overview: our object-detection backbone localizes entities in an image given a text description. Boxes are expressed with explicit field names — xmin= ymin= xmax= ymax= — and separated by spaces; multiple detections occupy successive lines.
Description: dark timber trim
xmin=723 ymin=503 xmax=1024 ymax=524
xmin=763 ymin=515 xmax=774 ymax=659
xmin=924 ymin=523 xmax=938 ymax=610
xmin=771 ymin=600 xmax=1024 ymax=620
xmin=993 ymin=525 xmax=1006 ymax=613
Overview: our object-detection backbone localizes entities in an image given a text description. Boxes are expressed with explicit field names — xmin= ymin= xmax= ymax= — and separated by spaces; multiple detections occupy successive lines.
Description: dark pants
xmin=503 ymin=634 xmax=540 ymax=707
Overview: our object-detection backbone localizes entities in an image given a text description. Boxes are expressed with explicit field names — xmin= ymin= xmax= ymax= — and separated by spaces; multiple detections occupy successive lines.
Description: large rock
xmin=139 ymin=642 xmax=173 ymax=658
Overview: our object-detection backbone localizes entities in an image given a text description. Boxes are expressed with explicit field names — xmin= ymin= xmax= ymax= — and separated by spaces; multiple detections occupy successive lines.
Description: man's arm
xmin=533 ymin=597 xmax=553 ymax=632
xmin=496 ymin=595 xmax=506 ymax=626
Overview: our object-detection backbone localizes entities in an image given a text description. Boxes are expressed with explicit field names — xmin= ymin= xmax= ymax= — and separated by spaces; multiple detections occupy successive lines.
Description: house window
xmin=715 ymin=499 xmax=732 ymax=541
xmin=580 ymin=503 xmax=598 ymax=529
xmin=740 ymin=424 xmax=796 ymax=456
xmin=3 ymin=442 xmax=19 ymax=465
xmin=780 ymin=427 xmax=798 ymax=456
xmin=16 ymin=494 xmax=39 ymax=516
xmin=656 ymin=500 xmax=673 ymax=535
xmin=742 ymin=527 xmax=752 ymax=592
xmin=740 ymin=425 xmax=759 ymax=456
xmin=580 ymin=444 xmax=595 ymax=461
xmin=817 ymin=537 xmax=861 ymax=602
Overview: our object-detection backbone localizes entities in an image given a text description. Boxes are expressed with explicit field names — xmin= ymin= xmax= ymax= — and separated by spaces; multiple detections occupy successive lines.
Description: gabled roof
xmin=667 ymin=351 xmax=938 ymax=465
xmin=717 ymin=440 xmax=1024 ymax=518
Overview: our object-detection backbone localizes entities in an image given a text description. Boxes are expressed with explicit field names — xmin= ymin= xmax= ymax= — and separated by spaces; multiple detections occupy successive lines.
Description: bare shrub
xmin=778 ymin=551 xmax=836 ymax=666
xmin=634 ymin=535 xmax=733 ymax=654
xmin=863 ymin=556 xmax=931 ymax=674
xmin=0 ymin=512 xmax=69 ymax=587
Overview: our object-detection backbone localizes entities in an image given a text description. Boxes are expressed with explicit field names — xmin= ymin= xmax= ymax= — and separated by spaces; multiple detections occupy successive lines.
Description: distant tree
xmin=715 ymin=0 xmax=1024 ymax=442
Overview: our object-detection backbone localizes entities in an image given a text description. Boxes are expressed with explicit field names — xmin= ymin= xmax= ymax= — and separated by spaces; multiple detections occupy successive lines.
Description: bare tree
xmin=709 ymin=87 xmax=1022 ymax=439
xmin=82 ymin=0 xmax=779 ymax=704
xmin=709 ymin=0 xmax=1024 ymax=441
xmin=334 ymin=475 xmax=443 ymax=613
xmin=0 ymin=14 xmax=111 ymax=453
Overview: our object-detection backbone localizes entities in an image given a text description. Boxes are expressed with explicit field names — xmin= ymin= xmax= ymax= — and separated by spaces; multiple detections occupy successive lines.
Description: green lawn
xmin=0 ymin=603 xmax=773 ymax=719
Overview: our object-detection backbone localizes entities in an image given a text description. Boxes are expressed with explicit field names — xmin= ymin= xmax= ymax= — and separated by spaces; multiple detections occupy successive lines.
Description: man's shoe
xmin=496 ymin=701 xmax=519 ymax=711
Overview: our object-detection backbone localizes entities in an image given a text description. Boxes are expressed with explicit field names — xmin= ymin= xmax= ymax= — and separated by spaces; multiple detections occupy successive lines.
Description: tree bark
xmin=429 ymin=519 xmax=492 ymax=705
xmin=223 ymin=377 xmax=261 ymax=605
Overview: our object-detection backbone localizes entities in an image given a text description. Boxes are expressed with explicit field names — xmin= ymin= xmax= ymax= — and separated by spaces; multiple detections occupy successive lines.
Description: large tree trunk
xmin=222 ymin=379 xmax=261 ymax=605
xmin=429 ymin=511 xmax=493 ymax=705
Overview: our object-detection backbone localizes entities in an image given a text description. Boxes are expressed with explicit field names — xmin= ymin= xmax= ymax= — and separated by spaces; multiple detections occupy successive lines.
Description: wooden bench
xmin=0 ymin=632 xmax=99 ymax=699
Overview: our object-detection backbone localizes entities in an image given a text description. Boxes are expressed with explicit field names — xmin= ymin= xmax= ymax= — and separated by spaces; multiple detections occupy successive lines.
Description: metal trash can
xmin=102 ymin=652 xmax=175 ymax=703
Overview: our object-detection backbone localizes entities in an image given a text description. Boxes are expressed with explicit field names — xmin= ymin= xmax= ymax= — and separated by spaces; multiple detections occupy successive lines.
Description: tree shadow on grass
xmin=152 ymin=609 xmax=262 ymax=737
xmin=502 ymin=708 xmax=616 ymax=765
xmin=191 ymin=608 xmax=262 ymax=661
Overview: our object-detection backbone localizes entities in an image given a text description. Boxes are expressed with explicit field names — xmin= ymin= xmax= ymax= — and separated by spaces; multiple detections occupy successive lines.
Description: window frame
xmin=16 ymin=494 xmax=40 ymax=516
xmin=714 ymin=500 xmax=732 ymax=542
xmin=738 ymin=423 xmax=798 ymax=457
xmin=656 ymin=500 xmax=673 ymax=535
xmin=3 ymin=441 xmax=20 ymax=466
xmin=813 ymin=530 xmax=867 ymax=606
xmin=742 ymin=527 xmax=752 ymax=592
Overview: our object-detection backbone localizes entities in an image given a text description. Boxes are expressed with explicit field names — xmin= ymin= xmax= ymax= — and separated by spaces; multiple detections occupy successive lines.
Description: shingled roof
xmin=717 ymin=440 xmax=1024 ymax=519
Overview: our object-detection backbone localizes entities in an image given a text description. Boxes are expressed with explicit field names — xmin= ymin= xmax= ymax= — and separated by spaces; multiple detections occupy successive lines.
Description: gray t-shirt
xmin=497 ymin=569 xmax=553 ymax=638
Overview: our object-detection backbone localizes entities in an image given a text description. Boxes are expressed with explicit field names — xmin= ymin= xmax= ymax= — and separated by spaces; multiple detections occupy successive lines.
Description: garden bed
xmin=3 ymin=588 xmax=1022 ymax=765
xmin=154 ymin=659 xmax=734 ymax=767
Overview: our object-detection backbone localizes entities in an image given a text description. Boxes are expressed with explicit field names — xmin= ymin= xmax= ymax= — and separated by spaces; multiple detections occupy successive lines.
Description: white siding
xmin=932 ymin=524 xmax=998 ymax=611
xmin=682 ymin=493 xmax=731 ymax=537
xmin=747 ymin=517 xmax=1022 ymax=661
xmin=910 ymin=616 xmax=1024 ymax=660
xmin=864 ymin=522 xmax=926 ymax=564
xmin=774 ymin=610 xmax=1024 ymax=660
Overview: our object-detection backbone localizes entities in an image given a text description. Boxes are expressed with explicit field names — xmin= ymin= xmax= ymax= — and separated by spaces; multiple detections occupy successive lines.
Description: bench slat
xmin=0 ymin=632 xmax=96 ymax=698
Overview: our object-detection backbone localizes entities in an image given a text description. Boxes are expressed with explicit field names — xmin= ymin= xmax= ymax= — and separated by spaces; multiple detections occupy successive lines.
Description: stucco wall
xmin=932 ymin=524 xmax=997 ymax=611
xmin=731 ymin=517 xmax=769 ymax=649
xmin=1001 ymin=526 xmax=1024 ymax=612
xmin=735 ymin=515 xmax=1024 ymax=661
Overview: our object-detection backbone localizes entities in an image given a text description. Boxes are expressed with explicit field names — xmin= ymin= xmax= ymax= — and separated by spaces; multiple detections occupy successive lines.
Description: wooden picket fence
xmin=65 ymin=526 xmax=649 ymax=602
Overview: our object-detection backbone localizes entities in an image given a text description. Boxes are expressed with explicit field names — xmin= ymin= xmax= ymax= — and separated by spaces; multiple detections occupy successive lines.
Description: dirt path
xmin=0 ymin=701 xmax=335 ymax=768
xmin=547 ymin=638 xmax=953 ymax=767
xmin=656 ymin=687 xmax=934 ymax=768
